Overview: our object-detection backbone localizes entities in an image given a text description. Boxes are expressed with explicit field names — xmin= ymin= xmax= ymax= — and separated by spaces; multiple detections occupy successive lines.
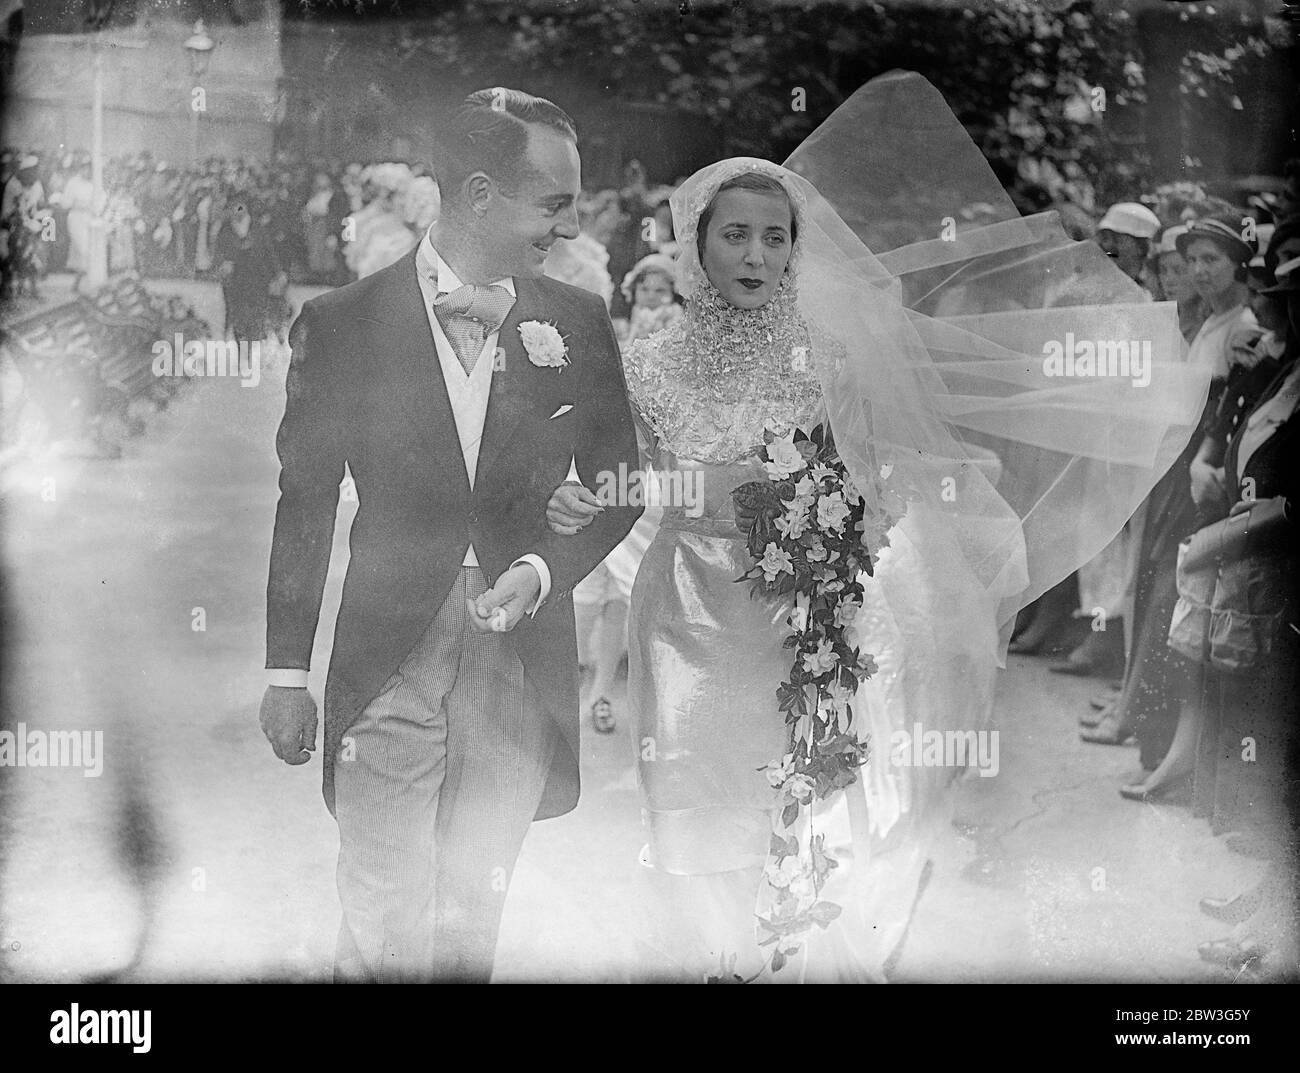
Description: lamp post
xmin=85 ymin=33 xmax=107 ymax=289
xmin=81 ymin=16 xmax=144 ymax=292
xmin=184 ymin=20 xmax=214 ymax=165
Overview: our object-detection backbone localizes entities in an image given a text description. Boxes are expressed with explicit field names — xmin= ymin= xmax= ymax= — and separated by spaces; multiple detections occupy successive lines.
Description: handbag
xmin=1168 ymin=540 xmax=1216 ymax=664
xmin=1179 ymin=497 xmax=1291 ymax=573
xmin=1169 ymin=498 xmax=1293 ymax=672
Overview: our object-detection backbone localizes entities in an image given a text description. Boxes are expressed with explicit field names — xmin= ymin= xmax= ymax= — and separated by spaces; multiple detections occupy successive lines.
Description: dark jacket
xmin=265 ymin=248 xmax=643 ymax=816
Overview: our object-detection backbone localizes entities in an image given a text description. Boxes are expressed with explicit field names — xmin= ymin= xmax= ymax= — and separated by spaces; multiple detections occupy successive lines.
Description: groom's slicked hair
xmin=695 ymin=171 xmax=798 ymax=264
xmin=435 ymin=88 xmax=577 ymax=203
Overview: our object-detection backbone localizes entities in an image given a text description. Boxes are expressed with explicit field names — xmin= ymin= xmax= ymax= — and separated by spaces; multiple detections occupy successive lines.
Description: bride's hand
xmin=547 ymin=480 xmax=604 ymax=535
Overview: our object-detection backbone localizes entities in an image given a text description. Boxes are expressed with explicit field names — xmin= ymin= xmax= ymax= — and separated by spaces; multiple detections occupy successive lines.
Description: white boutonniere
xmin=519 ymin=320 xmax=569 ymax=369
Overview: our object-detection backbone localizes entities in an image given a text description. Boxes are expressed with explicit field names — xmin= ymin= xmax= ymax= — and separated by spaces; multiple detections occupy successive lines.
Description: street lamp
xmin=82 ymin=25 xmax=144 ymax=292
xmin=184 ymin=20 xmax=214 ymax=165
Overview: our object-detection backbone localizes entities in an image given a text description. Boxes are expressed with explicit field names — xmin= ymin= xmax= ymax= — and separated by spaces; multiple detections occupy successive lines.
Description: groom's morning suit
xmin=266 ymin=231 xmax=641 ymax=979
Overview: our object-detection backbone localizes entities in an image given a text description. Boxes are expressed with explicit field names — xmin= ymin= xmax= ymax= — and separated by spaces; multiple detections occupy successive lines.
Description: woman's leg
xmin=1123 ymin=694 xmax=1201 ymax=796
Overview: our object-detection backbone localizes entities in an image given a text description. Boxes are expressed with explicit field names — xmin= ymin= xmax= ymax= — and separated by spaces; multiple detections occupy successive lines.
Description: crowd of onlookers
xmin=1 ymin=146 xmax=365 ymax=299
xmin=0 ymin=147 xmax=680 ymax=319
xmin=0 ymin=146 xmax=690 ymax=351
xmin=1009 ymin=162 xmax=1300 ymax=977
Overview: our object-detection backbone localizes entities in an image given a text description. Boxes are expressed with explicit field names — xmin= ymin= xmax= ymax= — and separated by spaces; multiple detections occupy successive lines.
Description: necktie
xmin=431 ymin=283 xmax=515 ymax=375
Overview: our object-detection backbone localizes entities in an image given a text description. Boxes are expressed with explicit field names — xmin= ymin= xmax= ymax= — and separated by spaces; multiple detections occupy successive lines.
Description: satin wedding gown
xmin=611 ymin=74 xmax=1209 ymax=983
xmin=622 ymin=279 xmax=974 ymax=982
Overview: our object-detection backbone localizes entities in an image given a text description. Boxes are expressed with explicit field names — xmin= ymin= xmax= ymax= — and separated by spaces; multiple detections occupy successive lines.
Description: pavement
xmin=0 ymin=275 xmax=1283 ymax=984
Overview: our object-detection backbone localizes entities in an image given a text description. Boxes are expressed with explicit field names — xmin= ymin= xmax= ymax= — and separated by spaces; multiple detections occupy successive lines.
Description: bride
xmin=546 ymin=72 xmax=1210 ymax=982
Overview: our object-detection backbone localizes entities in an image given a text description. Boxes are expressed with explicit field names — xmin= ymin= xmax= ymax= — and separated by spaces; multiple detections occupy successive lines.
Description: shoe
xmin=1080 ymin=717 xmax=1135 ymax=746
xmin=1049 ymin=627 xmax=1126 ymax=678
xmin=1199 ymin=888 xmax=1265 ymax=925
xmin=1118 ymin=775 xmax=1190 ymax=801
xmin=590 ymin=697 xmax=616 ymax=734
xmin=1118 ymin=774 xmax=1189 ymax=803
xmin=1197 ymin=936 xmax=1266 ymax=969
xmin=1079 ymin=699 xmax=1116 ymax=729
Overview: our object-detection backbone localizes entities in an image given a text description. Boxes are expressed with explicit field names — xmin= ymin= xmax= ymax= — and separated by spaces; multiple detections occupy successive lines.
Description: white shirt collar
xmin=416 ymin=226 xmax=516 ymax=297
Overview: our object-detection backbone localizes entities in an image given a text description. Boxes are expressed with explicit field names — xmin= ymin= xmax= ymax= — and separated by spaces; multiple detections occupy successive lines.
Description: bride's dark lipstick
xmin=738 ymin=278 xmax=763 ymax=290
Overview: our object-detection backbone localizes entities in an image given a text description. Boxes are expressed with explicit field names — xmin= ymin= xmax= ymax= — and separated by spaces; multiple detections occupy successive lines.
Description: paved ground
xmin=0 ymin=275 xmax=1280 ymax=983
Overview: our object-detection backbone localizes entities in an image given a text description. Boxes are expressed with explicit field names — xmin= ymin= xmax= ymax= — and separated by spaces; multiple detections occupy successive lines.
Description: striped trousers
xmin=333 ymin=565 xmax=557 ymax=982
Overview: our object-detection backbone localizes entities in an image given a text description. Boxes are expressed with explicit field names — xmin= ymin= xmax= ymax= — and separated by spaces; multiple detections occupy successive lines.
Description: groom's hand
xmin=467 ymin=564 xmax=542 ymax=634
xmin=259 ymin=685 xmax=318 ymax=765
xmin=546 ymin=480 xmax=603 ymax=535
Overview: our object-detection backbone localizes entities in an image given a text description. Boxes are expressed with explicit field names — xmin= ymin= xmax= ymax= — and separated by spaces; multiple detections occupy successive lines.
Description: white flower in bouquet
xmin=793 ymin=474 xmax=817 ymax=499
xmin=764 ymin=752 xmax=796 ymax=789
xmin=785 ymin=773 xmax=815 ymax=803
xmin=826 ymin=680 xmax=856 ymax=714
xmin=766 ymin=854 xmax=803 ymax=889
xmin=816 ymin=490 xmax=851 ymax=533
xmin=802 ymin=638 xmax=839 ymax=676
xmin=759 ymin=542 xmax=794 ymax=582
xmin=833 ymin=596 xmax=861 ymax=629
xmin=764 ymin=438 xmax=807 ymax=480
xmin=775 ymin=501 xmax=811 ymax=539
xmin=766 ymin=855 xmax=816 ymax=903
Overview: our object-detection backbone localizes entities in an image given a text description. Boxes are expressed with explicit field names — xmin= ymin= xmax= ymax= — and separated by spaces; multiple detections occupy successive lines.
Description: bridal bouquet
xmin=725 ymin=423 xmax=892 ymax=979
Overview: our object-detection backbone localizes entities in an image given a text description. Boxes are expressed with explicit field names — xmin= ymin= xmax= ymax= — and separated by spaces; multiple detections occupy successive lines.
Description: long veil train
xmin=768 ymin=71 xmax=1208 ymax=980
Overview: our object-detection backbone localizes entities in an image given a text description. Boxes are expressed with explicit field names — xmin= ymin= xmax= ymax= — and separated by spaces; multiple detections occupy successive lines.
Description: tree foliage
xmin=287 ymin=0 xmax=1284 ymax=208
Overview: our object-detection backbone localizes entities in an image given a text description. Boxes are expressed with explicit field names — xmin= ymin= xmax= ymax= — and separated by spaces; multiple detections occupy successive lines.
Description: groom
xmin=260 ymin=88 xmax=642 ymax=981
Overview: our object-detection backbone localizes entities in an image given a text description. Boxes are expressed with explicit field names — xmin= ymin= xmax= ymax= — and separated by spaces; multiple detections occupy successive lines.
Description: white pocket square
xmin=548 ymin=404 xmax=574 ymax=419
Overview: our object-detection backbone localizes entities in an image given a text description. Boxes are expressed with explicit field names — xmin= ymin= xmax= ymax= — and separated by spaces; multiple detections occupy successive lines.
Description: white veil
xmin=781 ymin=70 xmax=1209 ymax=640
xmin=665 ymin=71 xmax=1210 ymax=980
xmin=671 ymin=69 xmax=1209 ymax=673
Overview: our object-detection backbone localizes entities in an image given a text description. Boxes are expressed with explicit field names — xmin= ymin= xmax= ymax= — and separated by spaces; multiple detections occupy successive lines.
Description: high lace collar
xmin=622 ymin=270 xmax=826 ymax=466
xmin=682 ymin=273 xmax=812 ymax=380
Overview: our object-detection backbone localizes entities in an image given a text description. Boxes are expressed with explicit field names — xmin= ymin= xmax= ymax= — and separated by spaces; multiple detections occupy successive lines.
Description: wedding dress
xmin=619 ymin=71 xmax=1211 ymax=982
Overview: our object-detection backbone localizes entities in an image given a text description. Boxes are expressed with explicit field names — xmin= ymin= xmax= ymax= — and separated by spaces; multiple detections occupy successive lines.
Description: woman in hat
xmin=1178 ymin=214 xmax=1259 ymax=380
xmin=1092 ymin=216 xmax=1259 ymax=762
xmin=1149 ymin=224 xmax=1207 ymax=342
xmin=1095 ymin=201 xmax=1161 ymax=290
